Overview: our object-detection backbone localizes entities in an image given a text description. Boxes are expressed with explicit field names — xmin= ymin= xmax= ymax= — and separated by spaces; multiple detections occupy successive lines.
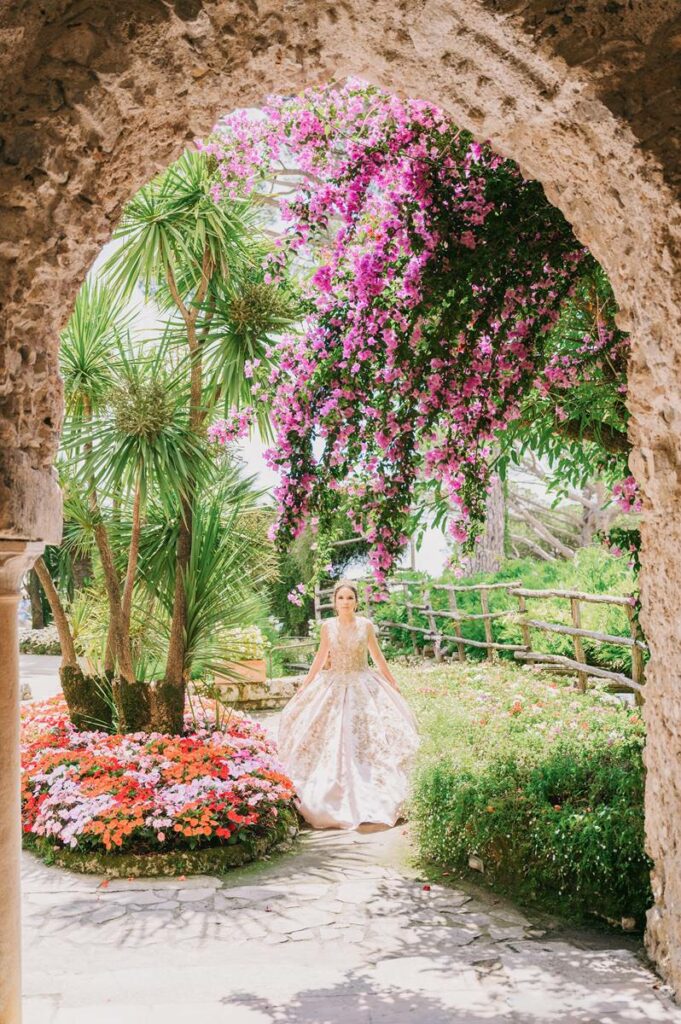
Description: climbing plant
xmin=202 ymin=80 xmax=632 ymax=589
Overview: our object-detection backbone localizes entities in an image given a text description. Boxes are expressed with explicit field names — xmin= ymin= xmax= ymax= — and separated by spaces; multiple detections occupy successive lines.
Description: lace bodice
xmin=324 ymin=615 xmax=372 ymax=673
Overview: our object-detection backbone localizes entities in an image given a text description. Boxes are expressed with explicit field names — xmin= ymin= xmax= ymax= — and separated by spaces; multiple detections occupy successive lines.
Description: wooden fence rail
xmin=313 ymin=575 xmax=647 ymax=703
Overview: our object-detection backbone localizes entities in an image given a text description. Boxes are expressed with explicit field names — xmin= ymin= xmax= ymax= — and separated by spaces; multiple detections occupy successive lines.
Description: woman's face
xmin=334 ymin=587 xmax=357 ymax=614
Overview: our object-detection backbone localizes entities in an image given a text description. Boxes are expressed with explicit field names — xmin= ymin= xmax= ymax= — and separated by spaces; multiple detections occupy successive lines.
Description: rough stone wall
xmin=1 ymin=0 xmax=681 ymax=989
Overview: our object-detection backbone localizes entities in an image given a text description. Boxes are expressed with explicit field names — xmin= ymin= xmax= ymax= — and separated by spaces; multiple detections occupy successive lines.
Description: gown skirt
xmin=276 ymin=615 xmax=421 ymax=830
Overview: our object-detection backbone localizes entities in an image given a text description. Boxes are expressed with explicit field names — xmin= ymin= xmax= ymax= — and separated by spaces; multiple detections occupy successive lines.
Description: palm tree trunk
xmin=121 ymin=472 xmax=142 ymax=639
xmin=106 ymin=471 xmax=154 ymax=731
xmin=160 ymin=251 xmax=212 ymax=733
xmin=87 ymin=493 xmax=149 ymax=728
xmin=33 ymin=558 xmax=77 ymax=667
xmin=93 ymin=511 xmax=149 ymax=730
xmin=27 ymin=569 xmax=45 ymax=629
xmin=71 ymin=551 xmax=92 ymax=590
xmin=33 ymin=557 xmax=113 ymax=730
xmin=92 ymin=516 xmax=135 ymax=681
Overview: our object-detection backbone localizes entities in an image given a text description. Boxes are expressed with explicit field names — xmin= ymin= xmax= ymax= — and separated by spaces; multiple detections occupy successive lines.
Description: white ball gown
xmin=276 ymin=615 xmax=421 ymax=829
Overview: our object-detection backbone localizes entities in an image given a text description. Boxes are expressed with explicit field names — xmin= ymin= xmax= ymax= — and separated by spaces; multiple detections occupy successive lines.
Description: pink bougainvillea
xmin=287 ymin=583 xmax=306 ymax=606
xmin=613 ymin=475 xmax=642 ymax=513
xmin=208 ymin=406 xmax=255 ymax=446
xmin=200 ymin=81 xmax=595 ymax=583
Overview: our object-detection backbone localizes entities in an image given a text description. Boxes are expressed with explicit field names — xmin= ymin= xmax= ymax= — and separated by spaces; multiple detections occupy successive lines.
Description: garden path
xmin=21 ymin=656 xmax=681 ymax=1023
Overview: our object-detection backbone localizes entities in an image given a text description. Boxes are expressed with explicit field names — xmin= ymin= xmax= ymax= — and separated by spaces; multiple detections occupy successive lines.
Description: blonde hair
xmin=332 ymin=579 xmax=359 ymax=610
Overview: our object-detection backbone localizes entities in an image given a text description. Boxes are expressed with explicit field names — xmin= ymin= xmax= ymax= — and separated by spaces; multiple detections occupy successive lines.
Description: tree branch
xmin=509 ymin=532 xmax=558 ymax=562
xmin=508 ymin=503 xmax=576 ymax=559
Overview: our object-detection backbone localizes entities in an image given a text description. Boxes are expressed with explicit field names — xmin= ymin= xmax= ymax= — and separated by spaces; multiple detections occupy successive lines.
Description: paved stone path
xmin=20 ymin=656 xmax=681 ymax=1023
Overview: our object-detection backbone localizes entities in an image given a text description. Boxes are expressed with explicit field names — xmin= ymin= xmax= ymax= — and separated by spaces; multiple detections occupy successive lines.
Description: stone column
xmin=0 ymin=541 xmax=44 ymax=1024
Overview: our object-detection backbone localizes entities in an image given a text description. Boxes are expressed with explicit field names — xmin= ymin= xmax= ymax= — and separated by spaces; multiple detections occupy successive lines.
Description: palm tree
xmin=38 ymin=150 xmax=299 ymax=733
xmin=101 ymin=148 xmax=298 ymax=731
xmin=32 ymin=279 xmax=129 ymax=728
xmin=33 ymin=469 xmax=115 ymax=729
xmin=62 ymin=328 xmax=216 ymax=730
xmin=58 ymin=275 xmax=135 ymax=680
xmin=132 ymin=468 xmax=278 ymax=730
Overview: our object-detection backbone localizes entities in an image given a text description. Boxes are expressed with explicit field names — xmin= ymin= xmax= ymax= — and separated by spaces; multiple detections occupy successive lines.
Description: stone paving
xmin=20 ymin=656 xmax=681 ymax=1023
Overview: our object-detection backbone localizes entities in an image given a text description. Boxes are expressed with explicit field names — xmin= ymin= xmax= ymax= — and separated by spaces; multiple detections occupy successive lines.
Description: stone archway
xmin=2 ymin=2 xmax=681 ymax=1018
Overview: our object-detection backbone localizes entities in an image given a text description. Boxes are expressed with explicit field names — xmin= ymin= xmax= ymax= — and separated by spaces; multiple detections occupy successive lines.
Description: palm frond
xmin=103 ymin=150 xmax=260 ymax=303
xmin=60 ymin=277 xmax=132 ymax=417
xmin=62 ymin=332 xmax=217 ymax=513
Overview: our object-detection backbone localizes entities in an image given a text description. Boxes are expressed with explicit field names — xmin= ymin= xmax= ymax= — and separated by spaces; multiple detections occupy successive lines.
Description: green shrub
xmin=19 ymin=625 xmax=61 ymax=656
xmin=401 ymin=662 xmax=651 ymax=926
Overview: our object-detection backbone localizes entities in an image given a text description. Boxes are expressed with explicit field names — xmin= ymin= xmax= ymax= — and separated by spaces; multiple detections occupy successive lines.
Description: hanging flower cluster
xmin=207 ymin=405 xmax=255 ymax=446
xmin=613 ymin=475 xmax=642 ymax=514
xmin=535 ymin=326 xmax=628 ymax=400
xmin=21 ymin=696 xmax=294 ymax=854
xmin=201 ymin=80 xmax=590 ymax=583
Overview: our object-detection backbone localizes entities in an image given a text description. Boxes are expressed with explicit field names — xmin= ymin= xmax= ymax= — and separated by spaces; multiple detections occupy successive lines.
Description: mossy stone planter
xmin=24 ymin=809 xmax=300 ymax=878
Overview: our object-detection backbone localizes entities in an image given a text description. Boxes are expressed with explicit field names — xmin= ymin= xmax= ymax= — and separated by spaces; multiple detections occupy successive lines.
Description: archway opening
xmin=19 ymin=74 xmax=659 ymax=1007
xmin=2 ymin=6 xmax=681 ymax=1021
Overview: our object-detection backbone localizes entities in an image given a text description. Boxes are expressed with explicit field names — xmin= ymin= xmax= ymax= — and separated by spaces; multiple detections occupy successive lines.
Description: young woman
xmin=276 ymin=579 xmax=421 ymax=830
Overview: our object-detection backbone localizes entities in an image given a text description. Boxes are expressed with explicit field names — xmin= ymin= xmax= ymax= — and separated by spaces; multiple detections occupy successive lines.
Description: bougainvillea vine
xmin=199 ymin=80 xmax=610 ymax=586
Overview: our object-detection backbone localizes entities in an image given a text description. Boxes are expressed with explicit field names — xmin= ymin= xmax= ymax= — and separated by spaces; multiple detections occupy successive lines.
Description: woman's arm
xmin=297 ymin=621 xmax=331 ymax=691
xmin=367 ymin=620 xmax=401 ymax=691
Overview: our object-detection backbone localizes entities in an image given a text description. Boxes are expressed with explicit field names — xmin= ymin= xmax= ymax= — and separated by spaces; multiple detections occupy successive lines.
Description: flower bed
xmin=400 ymin=662 xmax=651 ymax=928
xmin=21 ymin=696 xmax=298 ymax=874
xmin=19 ymin=625 xmax=61 ymax=656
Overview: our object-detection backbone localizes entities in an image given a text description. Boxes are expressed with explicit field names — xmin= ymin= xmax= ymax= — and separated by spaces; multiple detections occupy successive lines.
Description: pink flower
xmin=208 ymin=407 xmax=254 ymax=446
xmin=612 ymin=476 xmax=642 ymax=513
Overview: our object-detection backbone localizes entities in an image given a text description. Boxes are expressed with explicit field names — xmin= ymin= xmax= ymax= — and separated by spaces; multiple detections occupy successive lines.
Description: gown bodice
xmin=325 ymin=616 xmax=371 ymax=673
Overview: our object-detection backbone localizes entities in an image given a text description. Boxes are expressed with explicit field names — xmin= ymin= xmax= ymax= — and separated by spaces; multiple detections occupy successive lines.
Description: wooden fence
xmin=313 ymin=576 xmax=647 ymax=704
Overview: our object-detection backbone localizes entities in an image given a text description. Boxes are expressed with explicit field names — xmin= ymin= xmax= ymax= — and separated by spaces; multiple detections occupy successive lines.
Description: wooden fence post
xmin=625 ymin=600 xmax=645 ymax=707
xmin=448 ymin=588 xmax=466 ymax=662
xmin=423 ymin=587 xmax=442 ymax=662
xmin=479 ymin=588 xmax=495 ymax=662
xmin=515 ymin=591 xmax=532 ymax=653
xmin=569 ymin=597 xmax=588 ymax=692
xmin=404 ymin=581 xmax=418 ymax=655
